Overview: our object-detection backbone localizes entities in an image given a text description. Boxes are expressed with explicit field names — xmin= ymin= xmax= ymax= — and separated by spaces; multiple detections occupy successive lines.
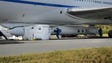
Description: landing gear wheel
xmin=108 ymin=30 xmax=112 ymax=38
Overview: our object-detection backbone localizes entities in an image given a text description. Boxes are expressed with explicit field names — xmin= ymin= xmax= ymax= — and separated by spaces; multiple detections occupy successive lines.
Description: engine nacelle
xmin=8 ymin=25 xmax=51 ymax=40
xmin=52 ymin=26 xmax=99 ymax=37
xmin=8 ymin=27 xmax=24 ymax=36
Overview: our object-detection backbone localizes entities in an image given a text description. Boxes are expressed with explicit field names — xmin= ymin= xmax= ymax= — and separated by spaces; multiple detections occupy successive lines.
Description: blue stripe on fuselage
xmin=0 ymin=0 xmax=79 ymax=8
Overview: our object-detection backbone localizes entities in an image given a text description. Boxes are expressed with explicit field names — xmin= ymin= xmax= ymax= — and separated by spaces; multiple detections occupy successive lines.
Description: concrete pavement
xmin=0 ymin=38 xmax=112 ymax=56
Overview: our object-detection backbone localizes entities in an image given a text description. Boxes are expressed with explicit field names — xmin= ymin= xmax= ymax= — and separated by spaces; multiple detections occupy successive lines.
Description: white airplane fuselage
xmin=0 ymin=0 xmax=112 ymax=25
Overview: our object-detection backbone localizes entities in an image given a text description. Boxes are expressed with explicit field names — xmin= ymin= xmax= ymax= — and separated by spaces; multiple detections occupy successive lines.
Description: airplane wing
xmin=67 ymin=7 xmax=112 ymax=20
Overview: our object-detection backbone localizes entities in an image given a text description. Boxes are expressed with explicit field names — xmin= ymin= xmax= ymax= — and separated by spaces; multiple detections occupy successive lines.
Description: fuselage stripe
xmin=0 ymin=0 xmax=79 ymax=8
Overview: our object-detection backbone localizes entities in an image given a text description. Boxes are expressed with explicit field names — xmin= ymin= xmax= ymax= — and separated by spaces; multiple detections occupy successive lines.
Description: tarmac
xmin=0 ymin=38 xmax=112 ymax=56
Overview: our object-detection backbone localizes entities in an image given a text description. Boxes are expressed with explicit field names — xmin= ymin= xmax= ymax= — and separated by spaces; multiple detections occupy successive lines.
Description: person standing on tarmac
xmin=54 ymin=28 xmax=62 ymax=39
xmin=98 ymin=28 xmax=103 ymax=38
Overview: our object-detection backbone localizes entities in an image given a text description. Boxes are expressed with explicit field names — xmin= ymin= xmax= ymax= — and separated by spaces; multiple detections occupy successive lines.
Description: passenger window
xmin=32 ymin=27 xmax=34 ymax=29
xmin=82 ymin=29 xmax=84 ymax=33
xmin=78 ymin=29 xmax=80 ymax=33
xmin=38 ymin=28 xmax=41 ymax=30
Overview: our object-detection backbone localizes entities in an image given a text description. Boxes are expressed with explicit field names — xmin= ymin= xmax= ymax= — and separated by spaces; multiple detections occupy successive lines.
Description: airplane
xmin=0 ymin=0 xmax=112 ymax=40
xmin=0 ymin=24 xmax=100 ymax=40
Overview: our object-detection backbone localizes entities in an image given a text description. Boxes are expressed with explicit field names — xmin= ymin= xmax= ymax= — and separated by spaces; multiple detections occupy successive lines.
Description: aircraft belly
xmin=0 ymin=1 xmax=112 ymax=25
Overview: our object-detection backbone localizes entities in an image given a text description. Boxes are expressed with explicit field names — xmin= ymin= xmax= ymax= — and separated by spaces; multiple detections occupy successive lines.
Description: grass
xmin=0 ymin=47 xmax=112 ymax=63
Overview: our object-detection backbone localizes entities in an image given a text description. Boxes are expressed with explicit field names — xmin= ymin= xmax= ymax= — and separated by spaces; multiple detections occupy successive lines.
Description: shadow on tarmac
xmin=0 ymin=40 xmax=24 ymax=45
xmin=0 ymin=37 xmax=111 ymax=45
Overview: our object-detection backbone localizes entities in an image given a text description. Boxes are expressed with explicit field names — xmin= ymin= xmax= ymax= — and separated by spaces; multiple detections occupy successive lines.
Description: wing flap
xmin=67 ymin=7 xmax=112 ymax=20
